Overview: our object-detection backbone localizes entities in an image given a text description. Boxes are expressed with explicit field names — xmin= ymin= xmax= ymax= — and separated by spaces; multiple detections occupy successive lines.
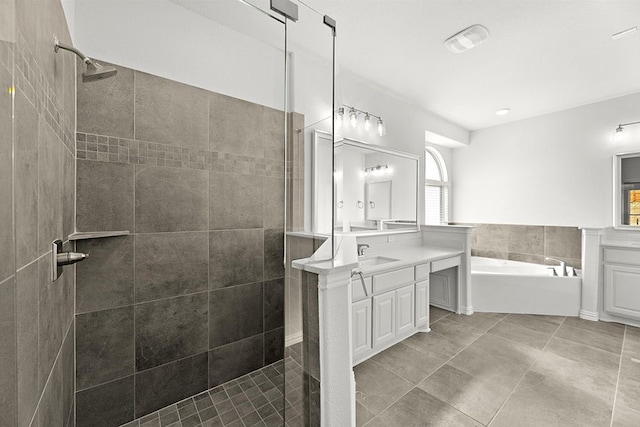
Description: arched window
xmin=425 ymin=147 xmax=449 ymax=225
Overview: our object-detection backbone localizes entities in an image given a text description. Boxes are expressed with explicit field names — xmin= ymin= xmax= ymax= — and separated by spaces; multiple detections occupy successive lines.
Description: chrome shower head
xmin=82 ymin=61 xmax=118 ymax=82
xmin=54 ymin=36 xmax=117 ymax=82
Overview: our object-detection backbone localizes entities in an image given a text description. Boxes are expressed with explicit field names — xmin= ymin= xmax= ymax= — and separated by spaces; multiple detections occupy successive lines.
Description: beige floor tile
xmin=356 ymin=401 xmax=374 ymax=427
xmin=616 ymin=376 xmax=640 ymax=412
xmin=370 ymin=342 xmax=446 ymax=385
xmin=492 ymin=373 xmax=613 ymax=427
xmin=612 ymin=403 xmax=640 ymax=427
xmin=354 ymin=359 xmax=413 ymax=416
xmin=402 ymin=330 xmax=467 ymax=361
xmin=502 ymin=313 xmax=564 ymax=334
xmin=445 ymin=312 xmax=507 ymax=332
xmin=430 ymin=317 xmax=484 ymax=347
xmin=526 ymin=349 xmax=618 ymax=405
xmin=625 ymin=326 xmax=640 ymax=353
xmin=555 ymin=324 xmax=624 ymax=355
xmin=430 ymin=306 xmax=452 ymax=323
xmin=563 ymin=317 xmax=625 ymax=338
xmin=545 ymin=336 xmax=621 ymax=375
xmin=464 ymin=333 xmax=541 ymax=370
xmin=488 ymin=319 xmax=553 ymax=350
xmin=372 ymin=388 xmax=482 ymax=427
xmin=447 ymin=344 xmax=529 ymax=391
xmin=418 ymin=364 xmax=511 ymax=425
xmin=620 ymin=349 xmax=640 ymax=382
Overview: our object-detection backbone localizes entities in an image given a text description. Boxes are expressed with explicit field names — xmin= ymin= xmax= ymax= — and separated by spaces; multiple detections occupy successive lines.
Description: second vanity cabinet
xmin=603 ymin=247 xmax=640 ymax=320
xmin=352 ymin=256 xmax=460 ymax=365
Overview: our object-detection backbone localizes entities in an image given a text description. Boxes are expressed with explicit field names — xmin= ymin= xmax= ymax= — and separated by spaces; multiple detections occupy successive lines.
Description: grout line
xmin=361 ymin=311 xmax=495 ymax=426
xmin=485 ymin=316 xmax=567 ymax=426
xmin=610 ymin=325 xmax=627 ymax=427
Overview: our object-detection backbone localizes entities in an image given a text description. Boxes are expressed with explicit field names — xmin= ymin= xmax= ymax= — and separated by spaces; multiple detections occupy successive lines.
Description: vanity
xmin=351 ymin=248 xmax=461 ymax=365
xmin=291 ymin=132 xmax=472 ymax=425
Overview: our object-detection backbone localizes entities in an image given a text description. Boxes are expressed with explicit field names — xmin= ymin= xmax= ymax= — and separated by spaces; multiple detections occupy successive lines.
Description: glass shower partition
xmin=283 ymin=2 xmax=337 ymax=425
xmin=69 ymin=0 xmax=291 ymax=425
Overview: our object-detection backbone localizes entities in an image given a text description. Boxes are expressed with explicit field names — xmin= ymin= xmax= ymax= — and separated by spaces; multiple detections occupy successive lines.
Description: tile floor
xmin=356 ymin=307 xmax=640 ymax=427
xmin=120 ymin=361 xmax=285 ymax=427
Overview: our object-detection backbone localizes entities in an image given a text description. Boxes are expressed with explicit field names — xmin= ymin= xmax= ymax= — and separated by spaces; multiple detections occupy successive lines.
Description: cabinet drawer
xmin=431 ymin=256 xmax=461 ymax=273
xmin=604 ymin=248 xmax=640 ymax=265
xmin=373 ymin=267 xmax=414 ymax=294
xmin=352 ymin=276 xmax=373 ymax=302
xmin=415 ymin=263 xmax=431 ymax=280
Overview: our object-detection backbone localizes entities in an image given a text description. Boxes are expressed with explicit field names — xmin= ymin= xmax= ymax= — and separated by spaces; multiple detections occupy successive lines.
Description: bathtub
xmin=471 ymin=257 xmax=582 ymax=316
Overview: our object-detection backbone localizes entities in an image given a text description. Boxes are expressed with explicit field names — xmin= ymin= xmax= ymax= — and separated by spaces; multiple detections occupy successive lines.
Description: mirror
xmin=312 ymin=131 xmax=419 ymax=234
xmin=615 ymin=152 xmax=640 ymax=228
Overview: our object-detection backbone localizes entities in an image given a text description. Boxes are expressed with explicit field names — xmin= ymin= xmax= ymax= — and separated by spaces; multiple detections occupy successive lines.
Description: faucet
xmin=545 ymin=257 xmax=567 ymax=276
xmin=357 ymin=244 xmax=370 ymax=257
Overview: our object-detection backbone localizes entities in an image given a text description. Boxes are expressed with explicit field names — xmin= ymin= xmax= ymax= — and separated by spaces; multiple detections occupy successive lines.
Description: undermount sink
xmin=358 ymin=256 xmax=400 ymax=267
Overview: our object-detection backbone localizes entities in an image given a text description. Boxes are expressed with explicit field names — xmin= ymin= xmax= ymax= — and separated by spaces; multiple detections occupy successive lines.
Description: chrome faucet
xmin=357 ymin=244 xmax=370 ymax=256
xmin=545 ymin=257 xmax=567 ymax=276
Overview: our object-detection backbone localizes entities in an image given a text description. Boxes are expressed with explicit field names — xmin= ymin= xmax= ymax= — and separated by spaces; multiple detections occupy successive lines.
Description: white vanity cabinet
xmin=352 ymin=255 xmax=459 ymax=365
xmin=603 ymin=248 xmax=640 ymax=320
xmin=352 ymin=298 xmax=372 ymax=359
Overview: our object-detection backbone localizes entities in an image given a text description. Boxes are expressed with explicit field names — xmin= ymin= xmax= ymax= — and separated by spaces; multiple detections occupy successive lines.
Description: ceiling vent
xmin=444 ymin=24 xmax=490 ymax=53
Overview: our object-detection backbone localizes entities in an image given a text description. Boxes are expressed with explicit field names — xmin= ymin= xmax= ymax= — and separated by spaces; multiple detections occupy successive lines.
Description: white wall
xmin=452 ymin=92 xmax=640 ymax=227
xmin=65 ymin=0 xmax=469 ymax=227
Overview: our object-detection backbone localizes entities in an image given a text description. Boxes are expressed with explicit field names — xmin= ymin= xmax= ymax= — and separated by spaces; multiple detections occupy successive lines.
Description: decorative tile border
xmin=14 ymin=31 xmax=75 ymax=153
xmin=76 ymin=132 xmax=287 ymax=178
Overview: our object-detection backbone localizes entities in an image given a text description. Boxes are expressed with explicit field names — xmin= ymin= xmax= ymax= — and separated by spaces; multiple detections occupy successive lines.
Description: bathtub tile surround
xmin=358 ymin=308 xmax=640 ymax=426
xmin=1 ymin=0 xmax=77 ymax=425
xmin=120 ymin=361 xmax=285 ymax=427
xmin=75 ymin=61 xmax=286 ymax=423
xmin=467 ymin=223 xmax=582 ymax=268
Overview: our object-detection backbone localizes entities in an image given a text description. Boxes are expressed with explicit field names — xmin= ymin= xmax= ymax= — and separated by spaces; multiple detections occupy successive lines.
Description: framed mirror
xmin=614 ymin=151 xmax=640 ymax=229
xmin=312 ymin=130 xmax=419 ymax=234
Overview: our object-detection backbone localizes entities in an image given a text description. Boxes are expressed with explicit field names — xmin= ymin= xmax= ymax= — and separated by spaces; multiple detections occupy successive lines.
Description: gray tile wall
xmin=1 ymin=0 xmax=77 ymax=426
xmin=464 ymin=223 xmax=583 ymax=269
xmin=74 ymin=62 xmax=287 ymax=424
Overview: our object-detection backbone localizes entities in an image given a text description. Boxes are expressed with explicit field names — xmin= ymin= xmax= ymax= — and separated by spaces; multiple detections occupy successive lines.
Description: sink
xmin=358 ymin=256 xmax=400 ymax=267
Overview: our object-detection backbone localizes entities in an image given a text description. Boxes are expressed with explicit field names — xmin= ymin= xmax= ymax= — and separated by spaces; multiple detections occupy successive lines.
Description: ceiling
xmin=176 ymin=0 xmax=640 ymax=131
xmin=309 ymin=0 xmax=640 ymax=131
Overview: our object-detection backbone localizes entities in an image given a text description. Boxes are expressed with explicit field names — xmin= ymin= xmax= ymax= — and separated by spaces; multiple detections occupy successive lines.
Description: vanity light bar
xmin=337 ymin=105 xmax=385 ymax=136
xmin=365 ymin=164 xmax=390 ymax=174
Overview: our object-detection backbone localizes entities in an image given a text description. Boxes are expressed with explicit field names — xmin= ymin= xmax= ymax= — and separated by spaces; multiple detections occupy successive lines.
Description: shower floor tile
xmin=121 ymin=360 xmax=284 ymax=427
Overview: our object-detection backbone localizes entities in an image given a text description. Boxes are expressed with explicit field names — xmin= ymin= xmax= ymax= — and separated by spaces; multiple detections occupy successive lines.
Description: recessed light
xmin=612 ymin=26 xmax=637 ymax=40
xmin=496 ymin=108 xmax=510 ymax=116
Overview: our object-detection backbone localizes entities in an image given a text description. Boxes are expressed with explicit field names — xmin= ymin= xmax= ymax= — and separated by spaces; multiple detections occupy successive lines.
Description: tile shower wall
xmin=74 ymin=62 xmax=286 ymax=425
xmin=466 ymin=223 xmax=582 ymax=269
xmin=1 ymin=0 xmax=77 ymax=426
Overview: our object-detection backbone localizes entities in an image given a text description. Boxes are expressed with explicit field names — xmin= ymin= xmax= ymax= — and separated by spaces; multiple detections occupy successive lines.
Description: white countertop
xmin=292 ymin=235 xmax=463 ymax=276
xmin=601 ymin=240 xmax=640 ymax=249
xmin=357 ymin=246 xmax=464 ymax=275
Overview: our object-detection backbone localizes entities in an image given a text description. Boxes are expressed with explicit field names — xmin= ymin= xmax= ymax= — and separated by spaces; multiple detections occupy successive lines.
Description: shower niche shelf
xmin=68 ymin=230 xmax=130 ymax=241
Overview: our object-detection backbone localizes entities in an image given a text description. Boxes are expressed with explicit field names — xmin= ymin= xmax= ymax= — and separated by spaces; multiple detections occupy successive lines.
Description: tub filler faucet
xmin=545 ymin=257 xmax=567 ymax=276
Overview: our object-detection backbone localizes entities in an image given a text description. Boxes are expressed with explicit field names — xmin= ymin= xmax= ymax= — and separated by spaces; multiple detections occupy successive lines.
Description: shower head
xmin=53 ymin=36 xmax=117 ymax=82
xmin=82 ymin=61 xmax=118 ymax=82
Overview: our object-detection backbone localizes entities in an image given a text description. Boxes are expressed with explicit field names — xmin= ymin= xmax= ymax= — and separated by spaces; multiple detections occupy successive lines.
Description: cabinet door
xmin=352 ymin=298 xmax=372 ymax=358
xmin=373 ymin=291 xmax=396 ymax=347
xmin=415 ymin=280 xmax=429 ymax=326
xmin=604 ymin=264 xmax=640 ymax=320
xmin=396 ymin=285 xmax=415 ymax=336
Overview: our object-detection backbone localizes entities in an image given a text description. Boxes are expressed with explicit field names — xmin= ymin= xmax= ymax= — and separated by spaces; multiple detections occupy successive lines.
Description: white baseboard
xmin=285 ymin=331 xmax=303 ymax=347
xmin=460 ymin=305 xmax=474 ymax=315
xmin=579 ymin=310 xmax=599 ymax=322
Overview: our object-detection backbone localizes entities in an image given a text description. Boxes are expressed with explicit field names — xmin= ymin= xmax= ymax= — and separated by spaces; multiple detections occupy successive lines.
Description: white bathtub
xmin=471 ymin=257 xmax=582 ymax=316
